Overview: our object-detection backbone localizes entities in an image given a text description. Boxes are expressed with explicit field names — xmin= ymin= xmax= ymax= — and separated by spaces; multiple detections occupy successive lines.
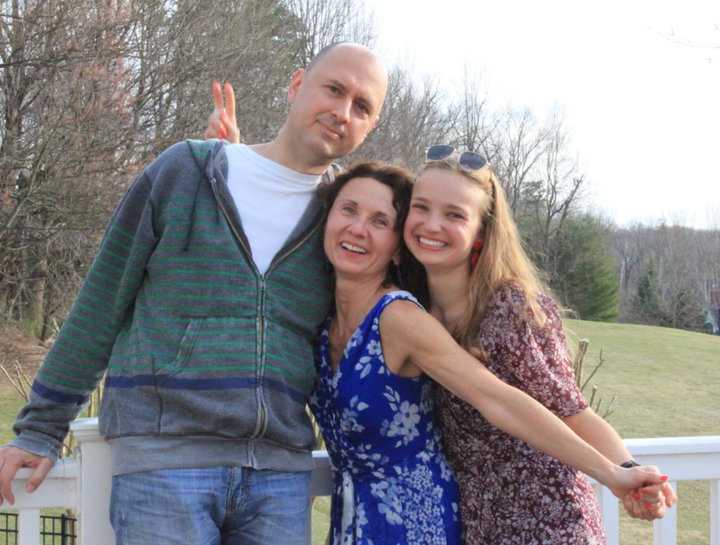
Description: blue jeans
xmin=110 ymin=467 xmax=311 ymax=545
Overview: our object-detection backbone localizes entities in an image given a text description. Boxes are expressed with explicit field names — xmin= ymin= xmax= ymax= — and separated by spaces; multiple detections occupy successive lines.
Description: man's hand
xmin=204 ymin=81 xmax=240 ymax=144
xmin=0 ymin=446 xmax=54 ymax=506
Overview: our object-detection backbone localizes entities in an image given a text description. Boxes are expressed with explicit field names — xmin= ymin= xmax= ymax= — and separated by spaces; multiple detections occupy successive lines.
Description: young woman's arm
xmin=379 ymin=301 xmax=667 ymax=499
xmin=490 ymin=289 xmax=675 ymax=518
xmin=564 ymin=409 xmax=677 ymax=518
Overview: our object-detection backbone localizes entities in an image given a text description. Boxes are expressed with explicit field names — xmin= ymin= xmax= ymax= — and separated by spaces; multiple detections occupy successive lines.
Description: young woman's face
xmin=404 ymin=168 xmax=487 ymax=272
xmin=324 ymin=177 xmax=401 ymax=281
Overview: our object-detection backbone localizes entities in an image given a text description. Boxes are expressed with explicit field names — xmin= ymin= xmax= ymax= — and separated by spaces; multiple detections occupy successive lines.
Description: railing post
xmin=17 ymin=509 xmax=40 ymax=545
xmin=70 ymin=418 xmax=115 ymax=545
xmin=653 ymin=481 xmax=677 ymax=545
xmin=711 ymin=478 xmax=720 ymax=545
xmin=310 ymin=451 xmax=332 ymax=545
xmin=61 ymin=513 xmax=69 ymax=545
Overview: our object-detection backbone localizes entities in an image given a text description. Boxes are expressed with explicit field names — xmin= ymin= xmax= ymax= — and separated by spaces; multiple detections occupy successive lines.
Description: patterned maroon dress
xmin=435 ymin=285 xmax=606 ymax=544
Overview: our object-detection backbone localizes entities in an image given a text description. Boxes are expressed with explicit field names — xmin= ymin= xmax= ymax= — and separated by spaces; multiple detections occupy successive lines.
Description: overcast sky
xmin=363 ymin=0 xmax=720 ymax=229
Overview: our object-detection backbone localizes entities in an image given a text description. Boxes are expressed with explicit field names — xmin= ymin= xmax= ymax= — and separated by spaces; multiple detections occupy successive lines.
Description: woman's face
xmin=324 ymin=177 xmax=401 ymax=282
xmin=404 ymin=168 xmax=487 ymax=272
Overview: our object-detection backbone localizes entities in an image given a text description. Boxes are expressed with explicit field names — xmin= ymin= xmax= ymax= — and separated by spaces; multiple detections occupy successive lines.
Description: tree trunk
xmin=27 ymin=255 xmax=48 ymax=336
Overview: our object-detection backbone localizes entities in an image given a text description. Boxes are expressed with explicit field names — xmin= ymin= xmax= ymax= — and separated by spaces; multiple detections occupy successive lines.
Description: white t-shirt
xmin=225 ymin=144 xmax=322 ymax=275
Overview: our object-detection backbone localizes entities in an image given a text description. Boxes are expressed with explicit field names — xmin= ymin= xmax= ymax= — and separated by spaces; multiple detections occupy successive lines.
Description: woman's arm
xmin=379 ymin=301 xmax=666 ymax=498
xmin=564 ymin=408 xmax=677 ymax=518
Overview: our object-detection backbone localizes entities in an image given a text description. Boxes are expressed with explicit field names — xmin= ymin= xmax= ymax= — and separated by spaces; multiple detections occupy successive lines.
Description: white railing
xmin=590 ymin=436 xmax=720 ymax=545
xmin=2 ymin=419 xmax=719 ymax=545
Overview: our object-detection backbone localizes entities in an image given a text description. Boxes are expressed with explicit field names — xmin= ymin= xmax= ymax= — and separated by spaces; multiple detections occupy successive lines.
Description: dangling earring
xmin=395 ymin=263 xmax=405 ymax=289
xmin=471 ymin=240 xmax=484 ymax=268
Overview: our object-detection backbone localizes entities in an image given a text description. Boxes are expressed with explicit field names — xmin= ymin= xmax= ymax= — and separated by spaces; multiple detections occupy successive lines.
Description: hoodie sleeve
xmin=9 ymin=171 xmax=159 ymax=460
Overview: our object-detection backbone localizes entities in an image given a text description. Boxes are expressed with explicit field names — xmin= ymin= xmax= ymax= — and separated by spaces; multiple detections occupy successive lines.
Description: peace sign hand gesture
xmin=204 ymin=80 xmax=241 ymax=144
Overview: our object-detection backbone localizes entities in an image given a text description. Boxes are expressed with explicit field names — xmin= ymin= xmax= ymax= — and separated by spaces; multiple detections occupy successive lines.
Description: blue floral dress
xmin=310 ymin=291 xmax=464 ymax=545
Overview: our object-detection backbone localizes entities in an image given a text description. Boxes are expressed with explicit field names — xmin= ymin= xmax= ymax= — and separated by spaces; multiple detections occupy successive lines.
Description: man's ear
xmin=364 ymin=115 xmax=380 ymax=137
xmin=288 ymin=69 xmax=305 ymax=104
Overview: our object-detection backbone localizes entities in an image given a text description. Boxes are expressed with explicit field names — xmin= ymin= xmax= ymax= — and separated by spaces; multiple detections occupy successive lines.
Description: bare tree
xmin=609 ymin=223 xmax=652 ymax=313
xmin=350 ymin=65 xmax=453 ymax=167
xmin=1 ymin=0 xmax=387 ymax=337
xmin=520 ymin=107 xmax=586 ymax=277
xmin=285 ymin=0 xmax=377 ymax=66
xmin=485 ymin=107 xmax=545 ymax=216
xmin=0 ymin=0 xmax=137 ymax=334
xmin=661 ymin=23 xmax=720 ymax=63
xmin=609 ymin=218 xmax=714 ymax=331
xmin=452 ymin=63 xmax=496 ymax=156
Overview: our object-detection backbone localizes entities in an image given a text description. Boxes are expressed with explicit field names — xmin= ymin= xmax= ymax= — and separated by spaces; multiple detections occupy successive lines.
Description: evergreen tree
xmin=632 ymin=257 xmax=667 ymax=325
xmin=544 ymin=215 xmax=620 ymax=322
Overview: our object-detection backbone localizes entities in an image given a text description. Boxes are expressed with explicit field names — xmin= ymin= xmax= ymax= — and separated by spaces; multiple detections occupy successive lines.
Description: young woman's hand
xmin=607 ymin=465 xmax=669 ymax=505
xmin=204 ymin=81 xmax=241 ymax=144
xmin=623 ymin=480 xmax=677 ymax=520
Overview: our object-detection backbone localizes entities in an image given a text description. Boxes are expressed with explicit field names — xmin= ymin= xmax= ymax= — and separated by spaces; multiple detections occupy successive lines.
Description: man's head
xmin=281 ymin=42 xmax=388 ymax=173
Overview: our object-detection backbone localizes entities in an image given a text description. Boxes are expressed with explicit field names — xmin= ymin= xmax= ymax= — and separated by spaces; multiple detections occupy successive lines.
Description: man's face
xmin=286 ymin=45 xmax=387 ymax=165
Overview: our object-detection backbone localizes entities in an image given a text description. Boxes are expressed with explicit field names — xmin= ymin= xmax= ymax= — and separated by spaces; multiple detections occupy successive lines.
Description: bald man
xmin=1 ymin=42 xmax=388 ymax=544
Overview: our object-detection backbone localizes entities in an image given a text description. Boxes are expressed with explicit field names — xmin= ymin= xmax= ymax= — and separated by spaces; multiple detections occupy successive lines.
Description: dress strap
xmin=379 ymin=290 xmax=425 ymax=312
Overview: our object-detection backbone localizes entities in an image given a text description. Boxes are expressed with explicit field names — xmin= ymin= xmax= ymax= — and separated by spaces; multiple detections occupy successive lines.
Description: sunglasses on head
xmin=425 ymin=145 xmax=488 ymax=171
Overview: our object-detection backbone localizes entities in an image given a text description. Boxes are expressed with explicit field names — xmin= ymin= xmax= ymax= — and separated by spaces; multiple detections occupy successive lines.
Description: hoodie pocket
xmin=155 ymin=318 xmax=202 ymax=385
xmin=157 ymin=315 xmax=259 ymax=437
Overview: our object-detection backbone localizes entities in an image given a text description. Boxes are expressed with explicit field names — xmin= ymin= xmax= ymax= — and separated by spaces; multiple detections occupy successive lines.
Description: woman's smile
xmin=340 ymin=241 xmax=368 ymax=254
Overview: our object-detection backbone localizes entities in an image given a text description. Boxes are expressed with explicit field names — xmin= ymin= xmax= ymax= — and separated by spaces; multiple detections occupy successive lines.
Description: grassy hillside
xmin=2 ymin=321 xmax=718 ymax=545
xmin=314 ymin=321 xmax=719 ymax=545
xmin=0 ymin=382 xmax=22 ymax=447
xmin=564 ymin=319 xmax=720 ymax=545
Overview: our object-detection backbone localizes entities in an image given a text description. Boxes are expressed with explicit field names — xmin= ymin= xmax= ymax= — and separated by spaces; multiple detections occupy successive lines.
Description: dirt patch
xmin=0 ymin=324 xmax=49 ymax=381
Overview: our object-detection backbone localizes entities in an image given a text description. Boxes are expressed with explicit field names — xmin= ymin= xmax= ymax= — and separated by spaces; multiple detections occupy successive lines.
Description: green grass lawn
xmin=0 ymin=382 xmax=23 ymax=447
xmin=564 ymin=319 xmax=720 ymax=545
xmin=2 ymin=321 xmax=718 ymax=545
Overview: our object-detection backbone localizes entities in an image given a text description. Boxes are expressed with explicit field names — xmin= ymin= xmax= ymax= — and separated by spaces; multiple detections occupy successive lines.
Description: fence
xmin=2 ymin=419 xmax=719 ymax=545
xmin=1 ymin=513 xmax=76 ymax=545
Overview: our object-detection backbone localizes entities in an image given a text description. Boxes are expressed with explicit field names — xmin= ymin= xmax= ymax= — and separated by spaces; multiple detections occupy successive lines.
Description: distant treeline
xmin=1 ymin=0 xmax=718 ymax=339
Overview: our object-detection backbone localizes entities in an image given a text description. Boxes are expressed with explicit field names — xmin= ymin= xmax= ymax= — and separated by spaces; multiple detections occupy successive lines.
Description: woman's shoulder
xmin=376 ymin=292 xmax=431 ymax=338
xmin=485 ymin=281 xmax=527 ymax=314
xmin=485 ymin=281 xmax=561 ymax=327
xmin=378 ymin=291 xmax=425 ymax=320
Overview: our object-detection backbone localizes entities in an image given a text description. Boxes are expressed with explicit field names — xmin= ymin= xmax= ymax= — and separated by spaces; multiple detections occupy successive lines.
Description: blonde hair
xmin=416 ymin=159 xmax=554 ymax=360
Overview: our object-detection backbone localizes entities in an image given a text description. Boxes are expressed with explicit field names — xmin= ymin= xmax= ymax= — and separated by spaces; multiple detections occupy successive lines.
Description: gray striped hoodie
xmin=11 ymin=139 xmax=334 ymax=474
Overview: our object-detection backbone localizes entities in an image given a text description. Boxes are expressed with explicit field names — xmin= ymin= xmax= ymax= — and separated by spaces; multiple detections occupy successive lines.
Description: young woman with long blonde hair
xmin=404 ymin=145 xmax=676 ymax=543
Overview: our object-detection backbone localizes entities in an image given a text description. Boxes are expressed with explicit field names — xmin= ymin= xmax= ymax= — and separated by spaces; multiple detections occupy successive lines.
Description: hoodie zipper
xmin=266 ymin=217 xmax=324 ymax=274
xmin=210 ymin=177 xmax=325 ymax=439
xmin=209 ymin=178 xmax=267 ymax=439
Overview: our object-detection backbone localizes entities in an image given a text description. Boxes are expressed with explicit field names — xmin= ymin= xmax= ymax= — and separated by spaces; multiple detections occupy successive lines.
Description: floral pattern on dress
xmin=311 ymin=291 xmax=464 ymax=545
xmin=435 ymin=284 xmax=607 ymax=544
